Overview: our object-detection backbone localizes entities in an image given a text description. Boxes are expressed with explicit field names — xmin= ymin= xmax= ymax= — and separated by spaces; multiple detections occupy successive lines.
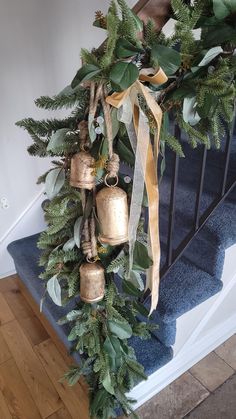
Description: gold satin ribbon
xmin=106 ymin=68 xmax=168 ymax=314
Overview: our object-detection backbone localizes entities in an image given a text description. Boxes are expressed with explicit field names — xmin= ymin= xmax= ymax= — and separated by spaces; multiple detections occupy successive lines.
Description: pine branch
xmin=117 ymin=0 xmax=140 ymax=46
xmin=35 ymin=87 xmax=88 ymax=111
xmin=80 ymin=48 xmax=99 ymax=66
xmin=99 ymin=2 xmax=119 ymax=69
xmin=107 ymin=251 xmax=127 ymax=273
xmin=165 ymin=134 xmax=185 ymax=157
xmin=16 ymin=117 xmax=76 ymax=137
xmin=179 ymin=117 xmax=210 ymax=147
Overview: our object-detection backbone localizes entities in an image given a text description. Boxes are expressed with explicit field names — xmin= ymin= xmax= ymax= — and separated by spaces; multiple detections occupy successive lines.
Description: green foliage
xmin=151 ymin=44 xmax=181 ymax=75
xmin=107 ymin=251 xmax=128 ymax=273
xmin=99 ymin=1 xmax=119 ymax=69
xmin=164 ymin=133 xmax=185 ymax=157
xmin=80 ymin=48 xmax=99 ymax=66
xmin=109 ymin=61 xmax=139 ymax=91
xmin=171 ymin=0 xmax=202 ymax=28
xmin=179 ymin=117 xmax=210 ymax=148
xmin=16 ymin=117 xmax=75 ymax=137
xmin=117 ymin=0 xmax=141 ymax=46
xmin=35 ymin=86 xmax=88 ymax=110
xmin=17 ymin=0 xmax=236 ymax=418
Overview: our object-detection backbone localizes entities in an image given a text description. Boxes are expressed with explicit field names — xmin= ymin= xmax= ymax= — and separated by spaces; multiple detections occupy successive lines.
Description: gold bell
xmin=96 ymin=184 xmax=129 ymax=246
xmin=70 ymin=151 xmax=95 ymax=190
xmin=79 ymin=262 xmax=105 ymax=303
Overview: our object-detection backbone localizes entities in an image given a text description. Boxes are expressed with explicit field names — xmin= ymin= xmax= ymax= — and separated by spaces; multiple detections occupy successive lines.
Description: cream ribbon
xmin=106 ymin=68 xmax=168 ymax=314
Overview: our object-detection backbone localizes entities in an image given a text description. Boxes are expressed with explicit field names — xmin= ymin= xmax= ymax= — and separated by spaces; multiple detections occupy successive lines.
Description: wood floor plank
xmin=35 ymin=339 xmax=89 ymax=419
xmin=0 ymin=358 xmax=41 ymax=419
xmin=17 ymin=279 xmax=72 ymax=362
xmin=0 ymin=389 xmax=12 ymax=419
xmin=0 ymin=275 xmax=19 ymax=293
xmin=0 ymin=330 xmax=11 ymax=365
xmin=18 ymin=315 xmax=49 ymax=346
xmin=4 ymin=288 xmax=34 ymax=319
xmin=0 ymin=293 xmax=15 ymax=325
xmin=1 ymin=320 xmax=63 ymax=418
xmin=47 ymin=406 xmax=72 ymax=419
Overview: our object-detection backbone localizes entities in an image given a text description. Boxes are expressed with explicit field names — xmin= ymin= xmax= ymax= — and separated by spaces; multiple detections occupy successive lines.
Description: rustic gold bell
xmin=70 ymin=151 xmax=95 ymax=190
xmin=79 ymin=262 xmax=105 ymax=303
xmin=96 ymin=185 xmax=129 ymax=246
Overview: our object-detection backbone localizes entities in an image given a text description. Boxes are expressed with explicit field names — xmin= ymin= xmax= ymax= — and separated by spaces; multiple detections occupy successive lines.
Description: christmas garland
xmin=17 ymin=1 xmax=236 ymax=418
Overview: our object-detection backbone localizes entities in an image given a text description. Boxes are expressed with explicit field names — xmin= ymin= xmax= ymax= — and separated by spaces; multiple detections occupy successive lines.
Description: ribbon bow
xmin=106 ymin=67 xmax=168 ymax=314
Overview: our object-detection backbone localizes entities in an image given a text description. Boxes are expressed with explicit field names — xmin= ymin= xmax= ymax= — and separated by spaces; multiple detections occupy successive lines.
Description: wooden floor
xmin=0 ymin=275 xmax=89 ymax=419
xmin=2 ymin=275 xmax=236 ymax=419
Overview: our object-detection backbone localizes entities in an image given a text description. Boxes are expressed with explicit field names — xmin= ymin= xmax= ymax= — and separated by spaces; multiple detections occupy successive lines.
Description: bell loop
xmin=104 ymin=173 xmax=119 ymax=188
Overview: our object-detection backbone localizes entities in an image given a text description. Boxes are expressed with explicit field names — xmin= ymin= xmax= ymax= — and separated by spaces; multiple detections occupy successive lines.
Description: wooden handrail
xmin=133 ymin=0 xmax=171 ymax=29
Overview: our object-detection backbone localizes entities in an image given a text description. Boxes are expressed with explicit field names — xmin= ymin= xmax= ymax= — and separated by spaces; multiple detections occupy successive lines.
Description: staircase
xmin=7 ymin=130 xmax=236 ymax=409
xmin=6 ymin=0 xmax=236 ymax=414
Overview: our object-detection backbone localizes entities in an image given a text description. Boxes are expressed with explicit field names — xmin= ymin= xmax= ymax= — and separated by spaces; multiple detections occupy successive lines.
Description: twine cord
xmin=81 ymin=190 xmax=97 ymax=260
xmin=101 ymin=85 xmax=119 ymax=179
xmin=78 ymin=120 xmax=90 ymax=149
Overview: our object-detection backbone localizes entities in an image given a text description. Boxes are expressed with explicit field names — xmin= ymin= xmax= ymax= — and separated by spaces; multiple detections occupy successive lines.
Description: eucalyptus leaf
xmin=45 ymin=168 xmax=65 ymax=200
xmin=88 ymin=113 xmax=97 ymax=143
xmin=111 ymin=108 xmax=120 ymax=139
xmin=102 ymin=371 xmax=115 ymax=395
xmin=122 ymin=279 xmax=142 ymax=297
xmin=213 ymin=0 xmax=236 ymax=19
xmin=202 ymin=24 xmax=236 ymax=47
xmin=115 ymin=38 xmax=143 ymax=58
xmin=183 ymin=96 xmax=201 ymax=126
xmin=108 ymin=319 xmax=132 ymax=339
xmin=68 ymin=323 xmax=86 ymax=341
xmin=40 ymin=295 xmax=45 ymax=313
xmin=47 ymin=275 xmax=62 ymax=306
xmin=74 ymin=217 xmax=83 ymax=249
xmin=198 ymin=46 xmax=223 ymax=67
xmin=103 ymin=336 xmax=116 ymax=369
xmin=130 ymin=271 xmax=144 ymax=291
xmin=116 ymin=138 xmax=135 ymax=166
xmin=58 ymin=309 xmax=82 ymax=325
xmin=63 ymin=237 xmax=76 ymax=251
xmin=131 ymin=11 xmax=143 ymax=32
xmin=133 ymin=301 xmax=149 ymax=317
xmin=71 ymin=64 xmax=101 ymax=89
xmin=90 ymin=389 xmax=109 ymax=414
xmin=103 ymin=336 xmax=122 ymax=371
xmin=47 ymin=128 xmax=70 ymax=152
xmin=133 ymin=241 xmax=153 ymax=270
xmin=109 ymin=62 xmax=139 ymax=91
xmin=57 ymin=84 xmax=80 ymax=96
xmin=151 ymin=45 xmax=181 ymax=76
xmin=171 ymin=84 xmax=196 ymax=101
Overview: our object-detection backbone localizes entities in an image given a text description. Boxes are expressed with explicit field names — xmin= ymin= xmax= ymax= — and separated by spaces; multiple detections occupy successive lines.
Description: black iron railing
xmin=143 ymin=117 xmax=236 ymax=304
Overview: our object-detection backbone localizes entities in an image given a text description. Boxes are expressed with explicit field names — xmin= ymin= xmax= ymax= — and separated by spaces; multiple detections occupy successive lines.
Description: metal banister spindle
xmin=166 ymin=125 xmax=180 ymax=267
xmin=194 ymin=145 xmax=207 ymax=231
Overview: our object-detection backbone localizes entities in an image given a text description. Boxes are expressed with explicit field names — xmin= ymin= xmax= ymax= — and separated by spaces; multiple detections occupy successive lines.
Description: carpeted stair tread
xmin=147 ymin=256 xmax=223 ymax=324
xmin=148 ymin=256 xmax=223 ymax=345
xmin=7 ymin=233 xmax=173 ymax=374
xmin=128 ymin=335 xmax=173 ymax=376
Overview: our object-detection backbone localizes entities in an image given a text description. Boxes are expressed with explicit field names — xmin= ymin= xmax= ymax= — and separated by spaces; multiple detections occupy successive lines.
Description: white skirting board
xmin=0 ymin=191 xmax=46 ymax=279
xmin=129 ymin=243 xmax=236 ymax=409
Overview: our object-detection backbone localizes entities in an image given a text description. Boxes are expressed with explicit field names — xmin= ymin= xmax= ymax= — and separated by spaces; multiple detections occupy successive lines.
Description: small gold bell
xmin=70 ymin=151 xmax=95 ymax=190
xmin=96 ymin=185 xmax=129 ymax=246
xmin=79 ymin=262 xmax=105 ymax=303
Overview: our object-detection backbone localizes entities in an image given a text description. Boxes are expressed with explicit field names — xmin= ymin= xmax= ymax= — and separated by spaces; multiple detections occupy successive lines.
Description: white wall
xmin=0 ymin=0 xmax=136 ymax=277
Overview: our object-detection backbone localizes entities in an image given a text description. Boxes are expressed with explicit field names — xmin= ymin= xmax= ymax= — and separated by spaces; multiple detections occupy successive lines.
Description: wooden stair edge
xmin=17 ymin=278 xmax=72 ymax=363
xmin=133 ymin=0 xmax=171 ymax=29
